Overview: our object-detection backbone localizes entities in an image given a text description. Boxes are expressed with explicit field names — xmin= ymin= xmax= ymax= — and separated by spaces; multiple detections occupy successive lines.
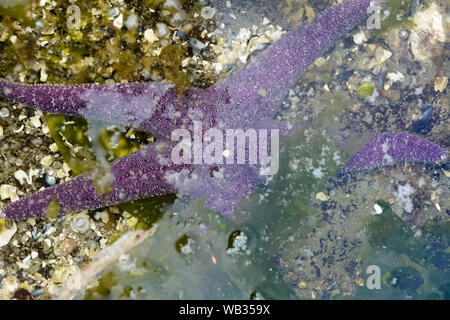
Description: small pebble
xmin=227 ymin=11 xmax=237 ymax=20
xmin=125 ymin=13 xmax=138 ymax=31
xmin=60 ymin=238 xmax=77 ymax=256
xmin=201 ymin=6 xmax=216 ymax=20
xmin=113 ymin=13 xmax=124 ymax=29
xmin=0 ymin=221 xmax=17 ymax=247
xmin=189 ymin=37 xmax=205 ymax=50
xmin=108 ymin=7 xmax=120 ymax=17
xmin=14 ymin=170 xmax=31 ymax=185
xmin=31 ymin=137 xmax=43 ymax=146
xmin=71 ymin=213 xmax=91 ymax=233
xmin=0 ymin=107 xmax=10 ymax=118
xmin=30 ymin=289 xmax=44 ymax=297
xmin=156 ymin=23 xmax=169 ymax=38
xmin=42 ymin=173 xmax=57 ymax=187
xmin=0 ymin=184 xmax=18 ymax=201
xmin=398 ymin=29 xmax=409 ymax=40
xmin=144 ymin=28 xmax=159 ymax=43
xmin=40 ymin=155 xmax=54 ymax=167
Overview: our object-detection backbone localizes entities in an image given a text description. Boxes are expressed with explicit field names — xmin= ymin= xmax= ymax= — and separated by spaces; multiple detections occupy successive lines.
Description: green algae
xmin=0 ymin=219 xmax=11 ymax=233
xmin=226 ymin=230 xmax=243 ymax=251
xmin=0 ymin=2 xmax=31 ymax=23
xmin=85 ymin=271 xmax=118 ymax=299
xmin=46 ymin=113 xmax=177 ymax=227
xmin=358 ymin=81 xmax=374 ymax=99
xmin=367 ymin=200 xmax=426 ymax=265
xmin=232 ymin=92 xmax=356 ymax=272
xmin=158 ymin=44 xmax=190 ymax=98
xmin=117 ymin=194 xmax=177 ymax=230
xmin=94 ymin=201 xmax=295 ymax=299
xmin=373 ymin=0 xmax=414 ymax=36
xmin=45 ymin=198 xmax=61 ymax=218
xmin=384 ymin=266 xmax=424 ymax=294
xmin=45 ymin=114 xmax=97 ymax=176
xmin=101 ymin=129 xmax=149 ymax=160
xmin=174 ymin=234 xmax=191 ymax=254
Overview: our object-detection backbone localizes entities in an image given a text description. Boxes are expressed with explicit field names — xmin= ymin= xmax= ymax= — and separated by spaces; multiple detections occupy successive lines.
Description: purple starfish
xmin=0 ymin=0 xmax=446 ymax=220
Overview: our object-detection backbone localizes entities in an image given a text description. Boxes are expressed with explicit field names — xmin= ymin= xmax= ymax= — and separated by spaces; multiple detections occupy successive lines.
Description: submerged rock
xmin=410 ymin=3 xmax=446 ymax=63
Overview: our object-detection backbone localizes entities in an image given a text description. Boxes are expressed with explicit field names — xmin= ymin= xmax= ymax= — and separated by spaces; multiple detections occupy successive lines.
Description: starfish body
xmin=0 ymin=0 xmax=447 ymax=220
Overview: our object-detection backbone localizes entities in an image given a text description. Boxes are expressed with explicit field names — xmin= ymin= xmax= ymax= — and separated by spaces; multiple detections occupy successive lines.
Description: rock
xmin=353 ymin=30 xmax=366 ymax=45
xmin=71 ymin=213 xmax=91 ymax=233
xmin=40 ymin=155 xmax=53 ymax=167
xmin=434 ymin=76 xmax=448 ymax=92
xmin=14 ymin=170 xmax=31 ymax=185
xmin=60 ymin=238 xmax=77 ymax=256
xmin=360 ymin=45 xmax=392 ymax=72
xmin=156 ymin=23 xmax=168 ymax=38
xmin=316 ymin=192 xmax=331 ymax=201
xmin=387 ymin=71 xmax=405 ymax=83
xmin=125 ymin=13 xmax=138 ymax=31
xmin=144 ymin=29 xmax=159 ymax=44
xmin=0 ymin=220 xmax=17 ymax=247
xmin=0 ymin=184 xmax=18 ymax=201
xmin=375 ymin=47 xmax=392 ymax=65
xmin=29 ymin=115 xmax=41 ymax=128
xmin=189 ymin=37 xmax=206 ymax=51
xmin=42 ymin=173 xmax=57 ymax=187
xmin=0 ymin=107 xmax=10 ymax=118
xmin=113 ymin=13 xmax=123 ymax=29
xmin=201 ymin=7 xmax=216 ymax=20
xmin=410 ymin=3 xmax=445 ymax=63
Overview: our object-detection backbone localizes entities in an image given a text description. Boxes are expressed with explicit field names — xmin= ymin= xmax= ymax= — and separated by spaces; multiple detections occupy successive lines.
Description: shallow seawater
xmin=0 ymin=0 xmax=448 ymax=300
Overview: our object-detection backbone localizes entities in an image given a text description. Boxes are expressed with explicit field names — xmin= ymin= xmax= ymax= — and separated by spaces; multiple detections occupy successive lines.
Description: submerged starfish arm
xmin=339 ymin=132 xmax=448 ymax=172
xmin=0 ymin=82 xmax=161 ymax=118
xmin=0 ymin=80 xmax=205 ymax=138
xmin=1 ymin=139 xmax=188 ymax=220
xmin=216 ymin=0 xmax=372 ymax=125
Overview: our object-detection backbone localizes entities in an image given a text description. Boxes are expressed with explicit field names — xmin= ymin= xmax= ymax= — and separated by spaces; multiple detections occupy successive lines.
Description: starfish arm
xmin=339 ymin=132 xmax=448 ymax=172
xmin=0 ymin=79 xmax=222 ymax=138
xmin=0 ymin=80 xmax=170 ymax=135
xmin=0 ymin=80 xmax=88 ymax=116
xmin=0 ymin=81 xmax=174 ymax=117
xmin=216 ymin=0 xmax=372 ymax=123
xmin=1 ymin=140 xmax=188 ymax=220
